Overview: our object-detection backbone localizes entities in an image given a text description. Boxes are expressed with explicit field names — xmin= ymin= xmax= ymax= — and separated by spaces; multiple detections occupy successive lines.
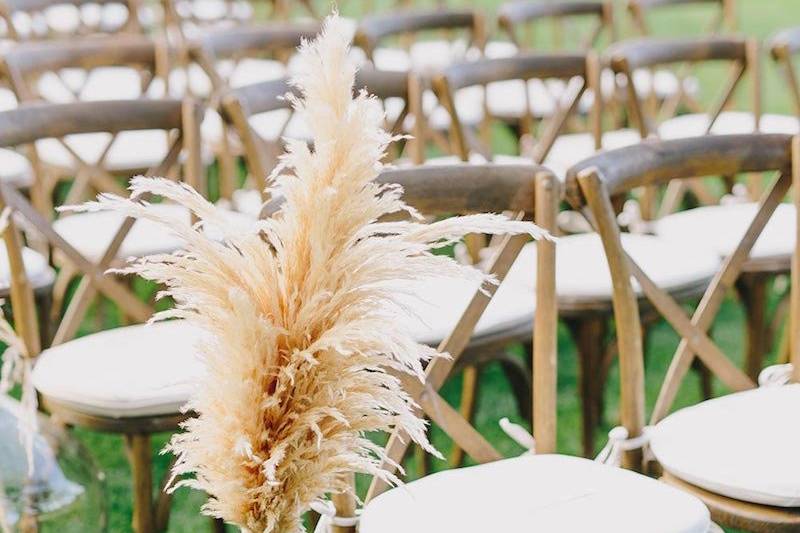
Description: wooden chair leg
xmin=125 ymin=434 xmax=155 ymax=533
xmin=567 ymin=315 xmax=607 ymax=458
xmin=211 ymin=518 xmax=226 ymax=533
xmin=448 ymin=365 xmax=480 ymax=468
xmin=737 ymin=272 xmax=771 ymax=381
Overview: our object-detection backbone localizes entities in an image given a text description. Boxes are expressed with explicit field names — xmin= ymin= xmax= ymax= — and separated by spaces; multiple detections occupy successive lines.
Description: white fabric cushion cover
xmin=0 ymin=246 xmax=54 ymax=291
xmin=36 ymin=130 xmax=172 ymax=171
xmin=656 ymin=202 xmax=795 ymax=260
xmin=53 ymin=203 xmax=255 ymax=262
xmin=0 ymin=148 xmax=33 ymax=188
xmin=31 ymin=321 xmax=206 ymax=418
xmin=503 ymin=233 xmax=719 ymax=303
xmin=658 ymin=111 xmax=799 ymax=140
xmin=544 ymin=129 xmax=641 ymax=181
xmin=651 ymin=384 xmax=800 ymax=507
xmin=388 ymin=274 xmax=534 ymax=346
xmin=360 ymin=454 xmax=710 ymax=533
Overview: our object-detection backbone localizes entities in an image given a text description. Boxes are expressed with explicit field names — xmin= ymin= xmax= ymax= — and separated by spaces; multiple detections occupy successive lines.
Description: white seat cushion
xmin=0 ymin=148 xmax=33 ymax=188
xmin=32 ymin=320 xmax=206 ymax=418
xmin=53 ymin=203 xmax=254 ymax=262
xmin=36 ymin=130 xmax=172 ymax=172
xmin=360 ymin=454 xmax=710 ymax=533
xmin=544 ymin=128 xmax=641 ymax=181
xmin=422 ymin=154 xmax=533 ymax=167
xmin=651 ymin=384 xmax=800 ymax=507
xmin=659 ymin=111 xmax=800 ymax=140
xmin=0 ymin=246 xmax=54 ymax=292
xmin=36 ymin=66 xmax=145 ymax=103
xmin=503 ymin=233 xmax=719 ymax=304
xmin=656 ymin=202 xmax=795 ymax=261
xmin=629 ymin=69 xmax=699 ymax=100
xmin=389 ymin=274 xmax=534 ymax=346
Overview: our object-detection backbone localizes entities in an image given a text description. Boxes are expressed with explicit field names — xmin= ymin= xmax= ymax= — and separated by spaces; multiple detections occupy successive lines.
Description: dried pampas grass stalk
xmin=70 ymin=14 xmax=549 ymax=532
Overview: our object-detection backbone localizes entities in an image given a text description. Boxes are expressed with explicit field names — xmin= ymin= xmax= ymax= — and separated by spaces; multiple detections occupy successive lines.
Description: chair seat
xmin=544 ymin=129 xmax=641 ymax=181
xmin=37 ymin=130 xmax=176 ymax=172
xmin=53 ymin=203 xmax=254 ymax=262
xmin=423 ymin=154 xmax=533 ymax=166
xmin=658 ymin=111 xmax=799 ymax=140
xmin=0 ymin=148 xmax=33 ymax=188
xmin=32 ymin=321 xmax=206 ymax=418
xmin=503 ymin=233 xmax=719 ymax=308
xmin=201 ymin=107 xmax=311 ymax=146
xmin=656 ymin=202 xmax=795 ymax=262
xmin=360 ymin=454 xmax=710 ymax=533
xmin=651 ymin=384 xmax=800 ymax=507
xmin=36 ymin=67 xmax=146 ymax=103
xmin=388 ymin=274 xmax=535 ymax=347
xmin=0 ymin=246 xmax=55 ymax=294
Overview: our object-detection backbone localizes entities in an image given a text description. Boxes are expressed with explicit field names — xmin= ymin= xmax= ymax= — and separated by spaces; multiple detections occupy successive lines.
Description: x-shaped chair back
xmin=432 ymin=51 xmax=602 ymax=164
xmin=2 ymin=36 xmax=175 ymax=211
xmin=222 ymin=68 xmax=416 ymax=200
xmin=607 ymin=35 xmax=758 ymax=215
xmin=0 ymin=0 xmax=142 ymax=41
xmin=565 ymin=133 xmax=798 ymax=470
xmin=2 ymin=99 xmax=202 ymax=345
xmin=498 ymin=1 xmax=616 ymax=51
xmin=627 ymin=0 xmax=736 ymax=36
xmin=324 ymin=164 xmax=559 ymax=516
xmin=770 ymin=27 xmax=800 ymax=122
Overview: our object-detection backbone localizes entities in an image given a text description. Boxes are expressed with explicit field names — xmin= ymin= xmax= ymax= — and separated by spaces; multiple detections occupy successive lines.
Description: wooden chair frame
xmin=628 ymin=0 xmax=736 ymax=36
xmin=0 ymin=99 xmax=203 ymax=533
xmin=498 ymin=0 xmax=616 ymax=52
xmin=317 ymin=163 xmax=558 ymax=532
xmin=566 ymin=133 xmax=800 ymax=531
xmin=8 ymin=99 xmax=201 ymax=348
xmin=606 ymin=35 xmax=759 ymax=216
xmin=770 ymin=26 xmax=800 ymax=121
xmin=0 ymin=0 xmax=143 ymax=40
xmin=432 ymin=51 xmax=603 ymax=165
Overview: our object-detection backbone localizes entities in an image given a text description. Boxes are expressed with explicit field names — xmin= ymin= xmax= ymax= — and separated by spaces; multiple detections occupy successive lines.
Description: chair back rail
xmin=0 ymin=0 xmax=142 ymax=40
xmin=565 ymin=134 xmax=798 ymax=472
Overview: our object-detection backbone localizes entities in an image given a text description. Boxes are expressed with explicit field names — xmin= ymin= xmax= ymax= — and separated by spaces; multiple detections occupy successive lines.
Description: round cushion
xmin=656 ymin=202 xmax=795 ymax=261
xmin=0 ymin=245 xmax=55 ymax=293
xmin=651 ymin=384 xmax=800 ymax=507
xmin=659 ymin=111 xmax=799 ymax=140
xmin=544 ymin=128 xmax=641 ymax=181
xmin=388 ymin=274 xmax=534 ymax=346
xmin=32 ymin=320 xmax=206 ymax=418
xmin=52 ymin=203 xmax=255 ymax=262
xmin=360 ymin=454 xmax=710 ymax=533
xmin=503 ymin=233 xmax=720 ymax=305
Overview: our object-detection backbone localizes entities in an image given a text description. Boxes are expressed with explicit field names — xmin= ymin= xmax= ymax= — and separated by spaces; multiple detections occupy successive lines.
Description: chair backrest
xmin=565 ymin=133 xmax=797 ymax=470
xmin=316 ymin=162 xmax=557 ymax=524
xmin=498 ymin=1 xmax=615 ymax=51
xmin=354 ymin=8 xmax=485 ymax=62
xmin=607 ymin=35 xmax=759 ymax=216
xmin=0 ymin=0 xmax=142 ymax=41
xmin=627 ymin=0 xmax=735 ymax=36
xmin=189 ymin=22 xmax=319 ymax=98
xmin=0 ymin=99 xmax=202 ymax=344
xmin=2 ymin=35 xmax=165 ymax=103
xmin=432 ymin=51 xmax=601 ymax=164
xmin=221 ymin=68 xmax=416 ymax=197
xmin=769 ymin=26 xmax=800 ymax=120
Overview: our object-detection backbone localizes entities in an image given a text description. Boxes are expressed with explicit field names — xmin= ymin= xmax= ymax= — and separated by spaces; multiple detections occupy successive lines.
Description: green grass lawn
xmin=24 ymin=0 xmax=800 ymax=531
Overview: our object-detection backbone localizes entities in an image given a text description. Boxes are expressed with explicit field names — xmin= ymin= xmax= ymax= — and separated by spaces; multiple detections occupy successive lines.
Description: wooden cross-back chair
xmin=770 ymin=26 xmax=800 ymax=122
xmin=21 ymin=99 xmax=201 ymax=348
xmin=1 ymin=36 xmax=176 ymax=213
xmin=610 ymin=36 xmax=800 ymax=382
xmin=0 ymin=0 xmax=143 ymax=41
xmin=0 ymin=99 xmax=211 ymax=533
xmin=567 ymin=133 xmax=800 ymax=532
xmin=353 ymin=8 xmax=486 ymax=156
xmin=628 ymin=0 xmax=736 ymax=37
xmin=188 ymin=22 xmax=318 ymax=197
xmin=221 ymin=68 xmax=417 ymax=215
xmin=431 ymin=50 xmax=725 ymax=459
xmin=313 ymin=163 xmax=716 ymax=533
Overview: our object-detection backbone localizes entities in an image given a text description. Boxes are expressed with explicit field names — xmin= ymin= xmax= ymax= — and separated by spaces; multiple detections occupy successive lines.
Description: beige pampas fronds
xmin=72 ymin=14 xmax=549 ymax=532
